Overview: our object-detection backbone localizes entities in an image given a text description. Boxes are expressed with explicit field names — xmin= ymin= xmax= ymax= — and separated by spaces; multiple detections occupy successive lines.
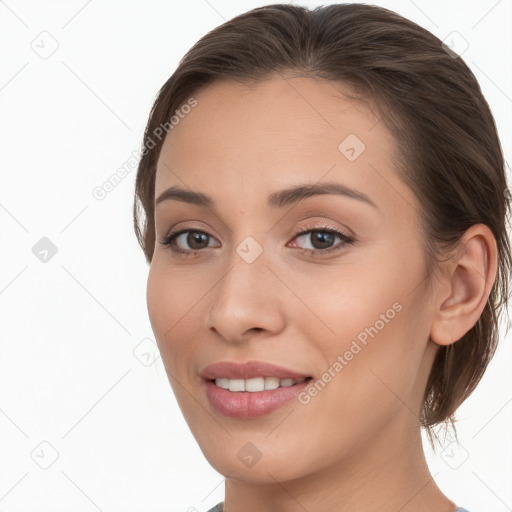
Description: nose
xmin=204 ymin=245 xmax=286 ymax=344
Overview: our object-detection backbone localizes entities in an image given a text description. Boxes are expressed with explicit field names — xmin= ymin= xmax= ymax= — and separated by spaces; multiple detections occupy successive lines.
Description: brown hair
xmin=133 ymin=3 xmax=511 ymax=442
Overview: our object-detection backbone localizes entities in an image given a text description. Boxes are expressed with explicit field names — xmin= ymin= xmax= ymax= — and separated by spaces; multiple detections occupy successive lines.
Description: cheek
xmin=146 ymin=263 xmax=195 ymax=364
xmin=146 ymin=265 xmax=170 ymax=346
xmin=146 ymin=264 xmax=203 ymax=410
xmin=290 ymin=263 xmax=403 ymax=353
xmin=299 ymin=241 xmax=430 ymax=388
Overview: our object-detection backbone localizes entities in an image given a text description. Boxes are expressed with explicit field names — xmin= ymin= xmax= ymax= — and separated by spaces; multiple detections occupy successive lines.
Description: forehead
xmin=154 ymin=76 xmax=410 ymax=213
xmin=160 ymin=76 xmax=387 ymax=157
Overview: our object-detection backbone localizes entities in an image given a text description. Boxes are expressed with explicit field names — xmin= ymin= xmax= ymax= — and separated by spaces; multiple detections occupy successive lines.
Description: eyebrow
xmin=155 ymin=181 xmax=377 ymax=210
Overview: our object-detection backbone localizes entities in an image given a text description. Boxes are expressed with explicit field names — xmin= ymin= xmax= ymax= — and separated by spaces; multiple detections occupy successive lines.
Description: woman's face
xmin=147 ymin=76 xmax=439 ymax=482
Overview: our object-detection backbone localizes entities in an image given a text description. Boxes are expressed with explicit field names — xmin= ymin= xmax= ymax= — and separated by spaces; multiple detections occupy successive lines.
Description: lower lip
xmin=204 ymin=379 xmax=310 ymax=418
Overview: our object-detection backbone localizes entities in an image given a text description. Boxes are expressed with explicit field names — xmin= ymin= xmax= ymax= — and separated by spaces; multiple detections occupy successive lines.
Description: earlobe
xmin=429 ymin=224 xmax=498 ymax=347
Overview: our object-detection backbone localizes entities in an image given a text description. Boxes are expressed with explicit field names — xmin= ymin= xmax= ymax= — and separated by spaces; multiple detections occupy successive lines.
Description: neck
xmin=223 ymin=418 xmax=456 ymax=512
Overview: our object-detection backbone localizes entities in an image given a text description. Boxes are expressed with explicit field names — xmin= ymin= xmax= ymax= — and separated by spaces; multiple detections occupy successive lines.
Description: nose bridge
xmin=205 ymin=235 xmax=285 ymax=341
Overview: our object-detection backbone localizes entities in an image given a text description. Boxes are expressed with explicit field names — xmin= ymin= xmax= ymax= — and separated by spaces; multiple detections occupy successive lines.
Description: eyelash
xmin=159 ymin=223 xmax=355 ymax=259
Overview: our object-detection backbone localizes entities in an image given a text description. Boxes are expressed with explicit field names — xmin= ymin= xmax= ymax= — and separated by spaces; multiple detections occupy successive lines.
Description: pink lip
xmin=204 ymin=379 xmax=310 ymax=418
xmin=200 ymin=361 xmax=313 ymax=418
xmin=199 ymin=360 xmax=311 ymax=380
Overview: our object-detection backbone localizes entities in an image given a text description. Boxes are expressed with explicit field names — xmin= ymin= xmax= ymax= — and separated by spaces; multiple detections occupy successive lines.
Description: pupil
xmin=189 ymin=232 xmax=208 ymax=249
xmin=313 ymin=231 xmax=334 ymax=249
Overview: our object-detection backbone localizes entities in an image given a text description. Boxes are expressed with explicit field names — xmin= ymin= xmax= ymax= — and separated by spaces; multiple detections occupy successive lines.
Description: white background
xmin=0 ymin=0 xmax=510 ymax=511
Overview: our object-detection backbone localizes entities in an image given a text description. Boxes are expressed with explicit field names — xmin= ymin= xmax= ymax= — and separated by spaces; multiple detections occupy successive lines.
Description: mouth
xmin=200 ymin=360 xmax=314 ymax=418
xmin=200 ymin=360 xmax=313 ymax=381
xmin=208 ymin=376 xmax=313 ymax=392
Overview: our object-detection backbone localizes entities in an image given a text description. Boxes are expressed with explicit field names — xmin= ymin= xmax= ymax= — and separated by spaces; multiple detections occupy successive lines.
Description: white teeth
xmin=215 ymin=377 xmax=229 ymax=389
xmin=245 ymin=377 xmax=265 ymax=392
xmin=213 ymin=376 xmax=306 ymax=392
xmin=264 ymin=377 xmax=280 ymax=390
xmin=228 ymin=379 xmax=245 ymax=392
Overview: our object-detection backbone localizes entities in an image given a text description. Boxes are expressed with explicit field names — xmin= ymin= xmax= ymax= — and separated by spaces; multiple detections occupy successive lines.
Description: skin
xmin=146 ymin=75 xmax=497 ymax=512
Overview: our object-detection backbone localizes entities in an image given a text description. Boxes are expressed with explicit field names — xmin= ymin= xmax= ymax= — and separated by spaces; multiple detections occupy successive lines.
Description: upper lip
xmin=200 ymin=361 xmax=311 ymax=381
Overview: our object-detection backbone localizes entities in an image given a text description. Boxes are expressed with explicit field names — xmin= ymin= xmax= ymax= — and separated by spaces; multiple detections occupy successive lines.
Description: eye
xmin=288 ymin=224 xmax=355 ymax=256
xmin=159 ymin=223 xmax=355 ymax=258
xmin=159 ymin=229 xmax=220 ymax=257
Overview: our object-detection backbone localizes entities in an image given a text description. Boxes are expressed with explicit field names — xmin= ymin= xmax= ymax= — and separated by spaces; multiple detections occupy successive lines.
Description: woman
xmin=133 ymin=4 xmax=510 ymax=511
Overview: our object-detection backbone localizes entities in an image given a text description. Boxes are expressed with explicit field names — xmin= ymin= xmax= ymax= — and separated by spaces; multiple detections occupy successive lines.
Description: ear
xmin=430 ymin=224 xmax=498 ymax=346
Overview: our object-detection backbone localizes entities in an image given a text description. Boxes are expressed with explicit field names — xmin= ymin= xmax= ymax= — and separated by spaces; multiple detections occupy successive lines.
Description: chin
xmin=197 ymin=437 xmax=309 ymax=484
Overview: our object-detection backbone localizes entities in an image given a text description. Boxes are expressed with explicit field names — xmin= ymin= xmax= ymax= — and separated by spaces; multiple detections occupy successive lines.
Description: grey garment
xmin=206 ymin=503 xmax=223 ymax=512
xmin=206 ymin=502 xmax=470 ymax=512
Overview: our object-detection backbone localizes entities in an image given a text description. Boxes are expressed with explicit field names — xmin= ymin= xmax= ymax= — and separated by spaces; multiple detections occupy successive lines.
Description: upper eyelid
xmin=163 ymin=216 xmax=352 ymax=237
xmin=166 ymin=224 xmax=346 ymax=238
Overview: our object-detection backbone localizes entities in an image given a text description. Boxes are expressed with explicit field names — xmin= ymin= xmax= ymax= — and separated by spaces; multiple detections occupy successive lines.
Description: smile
xmin=213 ymin=376 xmax=309 ymax=392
